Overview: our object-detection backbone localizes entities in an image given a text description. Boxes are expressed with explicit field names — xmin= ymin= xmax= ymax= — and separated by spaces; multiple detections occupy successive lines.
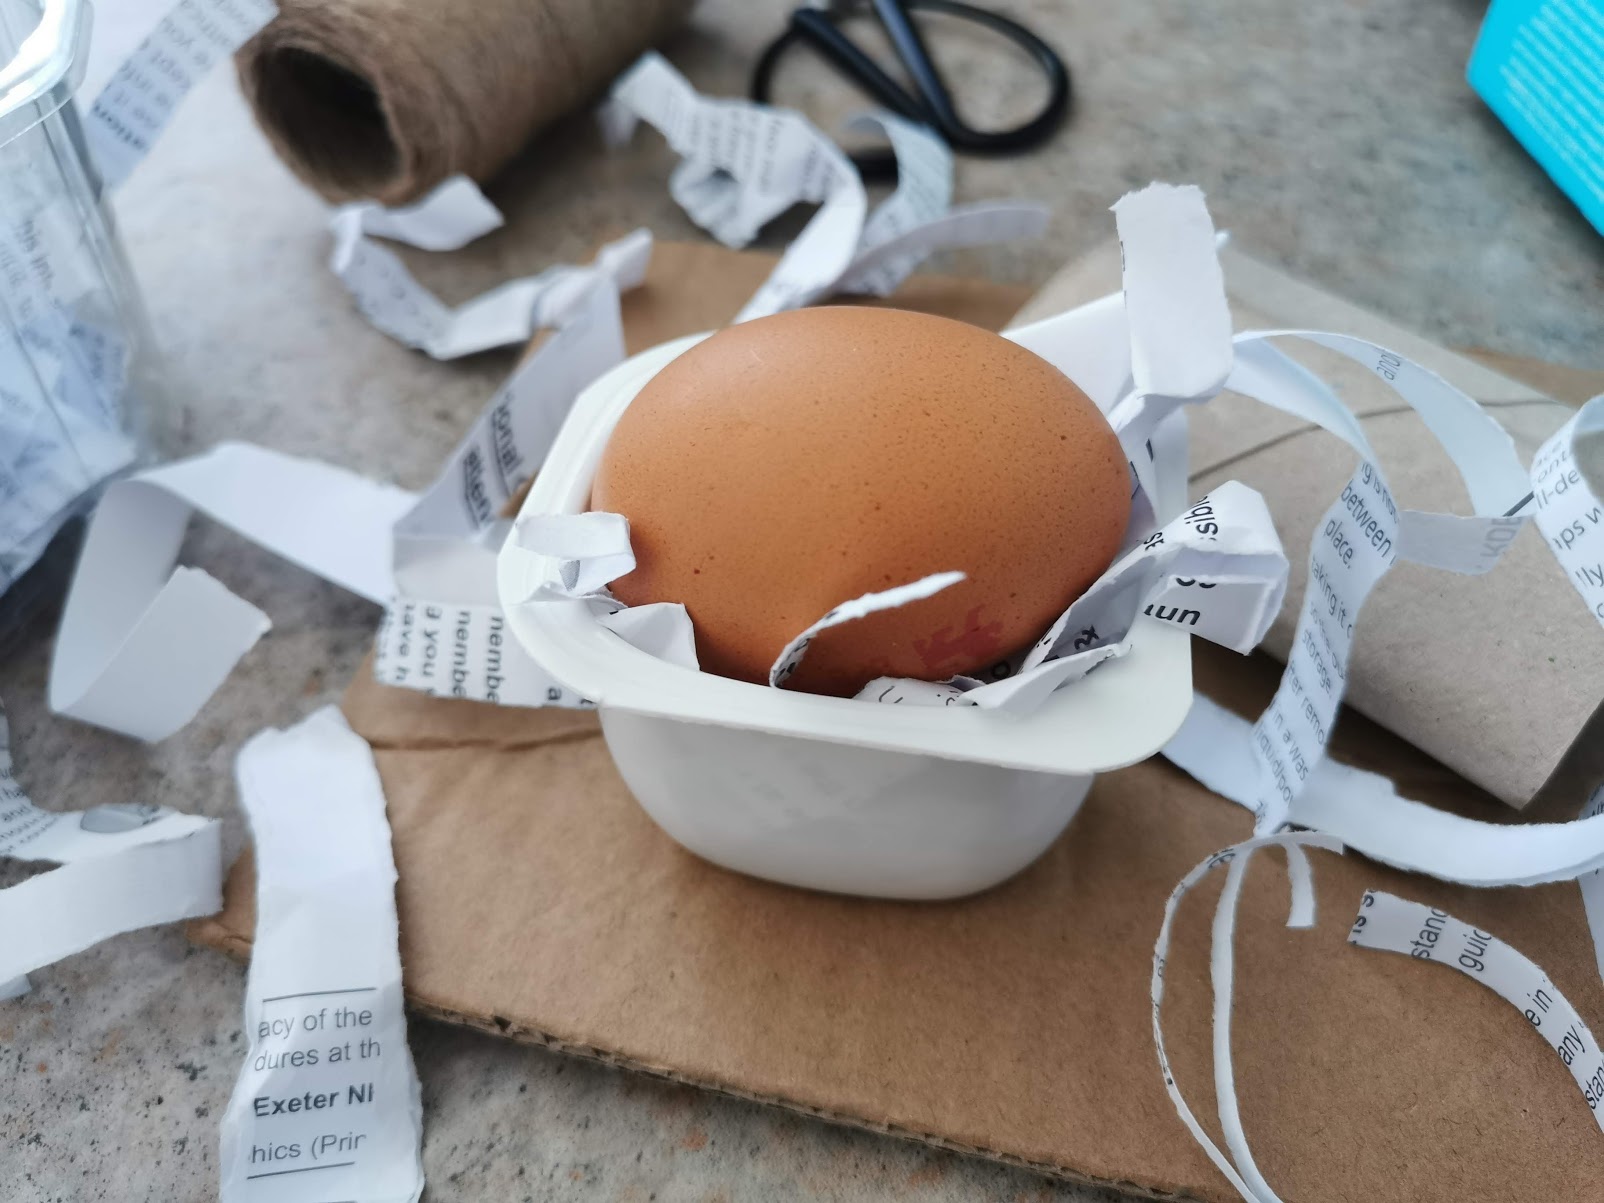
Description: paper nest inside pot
xmin=512 ymin=471 xmax=1288 ymax=713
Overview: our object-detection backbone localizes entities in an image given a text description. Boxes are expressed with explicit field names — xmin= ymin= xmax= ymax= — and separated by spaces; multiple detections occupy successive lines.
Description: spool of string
xmin=235 ymin=0 xmax=697 ymax=205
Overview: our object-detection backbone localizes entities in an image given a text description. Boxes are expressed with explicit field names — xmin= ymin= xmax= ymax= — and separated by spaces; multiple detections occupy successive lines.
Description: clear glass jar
xmin=0 ymin=0 xmax=158 ymax=650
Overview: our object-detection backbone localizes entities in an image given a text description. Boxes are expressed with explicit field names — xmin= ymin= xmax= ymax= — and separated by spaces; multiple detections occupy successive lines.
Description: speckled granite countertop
xmin=5 ymin=1 xmax=1601 ymax=1200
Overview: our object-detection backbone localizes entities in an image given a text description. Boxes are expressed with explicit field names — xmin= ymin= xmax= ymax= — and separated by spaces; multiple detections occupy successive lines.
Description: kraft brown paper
xmin=194 ymin=244 xmax=1604 ymax=1201
xmin=235 ymin=0 xmax=695 ymax=204
xmin=1016 ymin=242 xmax=1604 ymax=812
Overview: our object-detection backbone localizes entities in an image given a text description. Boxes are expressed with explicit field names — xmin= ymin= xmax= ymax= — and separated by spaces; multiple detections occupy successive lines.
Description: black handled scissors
xmin=751 ymin=0 xmax=1072 ymax=182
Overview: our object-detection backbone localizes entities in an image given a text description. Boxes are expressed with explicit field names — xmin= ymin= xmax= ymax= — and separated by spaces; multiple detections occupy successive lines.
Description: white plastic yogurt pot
xmin=498 ymin=303 xmax=1194 ymax=900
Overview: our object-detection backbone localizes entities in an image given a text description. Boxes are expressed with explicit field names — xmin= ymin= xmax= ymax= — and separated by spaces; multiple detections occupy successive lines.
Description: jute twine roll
xmin=236 ymin=0 xmax=697 ymax=204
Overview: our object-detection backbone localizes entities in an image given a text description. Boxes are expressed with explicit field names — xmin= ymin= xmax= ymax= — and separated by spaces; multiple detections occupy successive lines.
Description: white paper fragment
xmin=1031 ymin=482 xmax=1286 ymax=666
xmin=514 ymin=511 xmax=631 ymax=561
xmin=343 ymin=177 xmax=502 ymax=251
xmin=50 ymin=443 xmax=417 ymax=741
xmin=331 ymin=175 xmax=651 ymax=360
xmin=84 ymin=0 xmax=279 ymax=188
xmin=834 ymin=200 xmax=1050 ymax=298
xmin=220 ymin=707 xmax=424 ymax=1203
xmin=605 ymin=53 xmax=861 ymax=321
xmin=513 ymin=511 xmax=634 ymax=598
xmin=604 ymin=58 xmax=846 ymax=244
xmin=838 ymin=111 xmax=951 ymax=291
xmin=859 ymin=639 xmax=1130 ymax=713
xmin=0 ymin=700 xmax=222 ymax=992
xmin=854 ymin=677 xmax=974 ymax=707
xmin=371 ymin=599 xmax=593 ymax=709
xmin=1112 ymin=184 xmax=1234 ymax=415
xmin=598 ymin=602 xmax=700 ymax=671
xmin=1 ymin=794 xmax=208 ymax=864
xmin=1350 ymin=891 xmax=1604 ymax=1134
xmin=601 ymin=53 xmax=1045 ymax=322
xmin=769 ymin=571 xmax=966 ymax=688
xmin=828 ymin=113 xmax=1045 ymax=300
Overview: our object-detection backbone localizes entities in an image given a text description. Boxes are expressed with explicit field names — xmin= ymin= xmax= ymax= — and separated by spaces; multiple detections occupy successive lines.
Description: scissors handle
xmin=752 ymin=0 xmax=1071 ymax=162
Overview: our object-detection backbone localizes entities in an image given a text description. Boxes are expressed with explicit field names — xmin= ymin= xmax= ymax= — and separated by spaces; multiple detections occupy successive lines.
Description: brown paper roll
xmin=235 ymin=0 xmax=696 ymax=205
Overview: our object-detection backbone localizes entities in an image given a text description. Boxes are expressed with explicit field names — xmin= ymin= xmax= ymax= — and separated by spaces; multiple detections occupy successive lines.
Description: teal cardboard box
xmin=1469 ymin=0 xmax=1604 ymax=235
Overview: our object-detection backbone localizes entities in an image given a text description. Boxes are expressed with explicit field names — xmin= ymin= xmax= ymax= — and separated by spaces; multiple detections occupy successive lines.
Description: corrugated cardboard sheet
xmin=194 ymin=241 xmax=1604 ymax=1201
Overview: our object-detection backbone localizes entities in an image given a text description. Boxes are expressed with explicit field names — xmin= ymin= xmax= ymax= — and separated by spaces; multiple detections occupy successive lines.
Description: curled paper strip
xmin=388 ymin=264 xmax=640 ymax=603
xmin=1107 ymin=185 xmax=1234 ymax=543
xmin=220 ymin=707 xmax=424 ymax=1202
xmin=1151 ymin=832 xmax=1341 ymax=1203
xmin=1160 ymin=397 xmax=1604 ymax=863
xmin=826 ymin=112 xmax=1048 ymax=301
xmin=1107 ymin=191 xmax=1536 ymax=832
xmin=84 ymin=0 xmax=280 ymax=188
xmin=0 ymin=701 xmax=221 ymax=996
xmin=330 ymin=175 xmax=651 ymax=360
xmin=603 ymin=52 xmax=861 ymax=247
xmin=1581 ymin=785 xmax=1604 ymax=984
xmin=50 ymin=223 xmax=653 ymax=735
xmin=769 ymin=571 xmax=966 ymax=689
xmin=834 ymin=112 xmax=953 ymax=295
xmin=1531 ymin=395 xmax=1604 ymax=624
xmin=601 ymin=53 xmax=1047 ymax=322
xmin=1165 ymin=695 xmax=1604 ymax=889
xmin=49 ymin=443 xmax=415 ymax=741
xmin=1349 ymin=890 xmax=1604 ymax=1134
xmin=1224 ymin=332 xmax=1532 ymax=832
xmin=373 ymin=597 xmax=702 ymax=706
xmin=372 ymin=260 xmax=651 ymax=707
xmin=1022 ymin=483 xmax=1285 ymax=661
xmin=1154 ymin=838 xmax=1604 ymax=1203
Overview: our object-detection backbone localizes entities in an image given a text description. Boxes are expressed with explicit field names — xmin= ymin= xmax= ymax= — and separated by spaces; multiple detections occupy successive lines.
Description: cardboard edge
xmin=187 ymin=915 xmax=253 ymax=960
xmin=185 ymin=874 xmax=1203 ymax=1202
xmin=357 ymin=726 xmax=605 ymax=755
xmin=412 ymin=999 xmax=1207 ymax=1203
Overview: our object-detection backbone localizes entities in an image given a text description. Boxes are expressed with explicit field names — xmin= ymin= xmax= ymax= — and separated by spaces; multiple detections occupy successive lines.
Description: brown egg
xmin=591 ymin=306 xmax=1131 ymax=697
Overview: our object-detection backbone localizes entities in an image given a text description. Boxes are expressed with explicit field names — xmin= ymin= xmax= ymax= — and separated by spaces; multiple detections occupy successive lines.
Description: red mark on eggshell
xmin=914 ymin=606 xmax=1004 ymax=674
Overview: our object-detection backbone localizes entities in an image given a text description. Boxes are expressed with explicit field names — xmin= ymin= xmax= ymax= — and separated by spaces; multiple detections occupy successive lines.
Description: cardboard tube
xmin=236 ymin=0 xmax=696 ymax=205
